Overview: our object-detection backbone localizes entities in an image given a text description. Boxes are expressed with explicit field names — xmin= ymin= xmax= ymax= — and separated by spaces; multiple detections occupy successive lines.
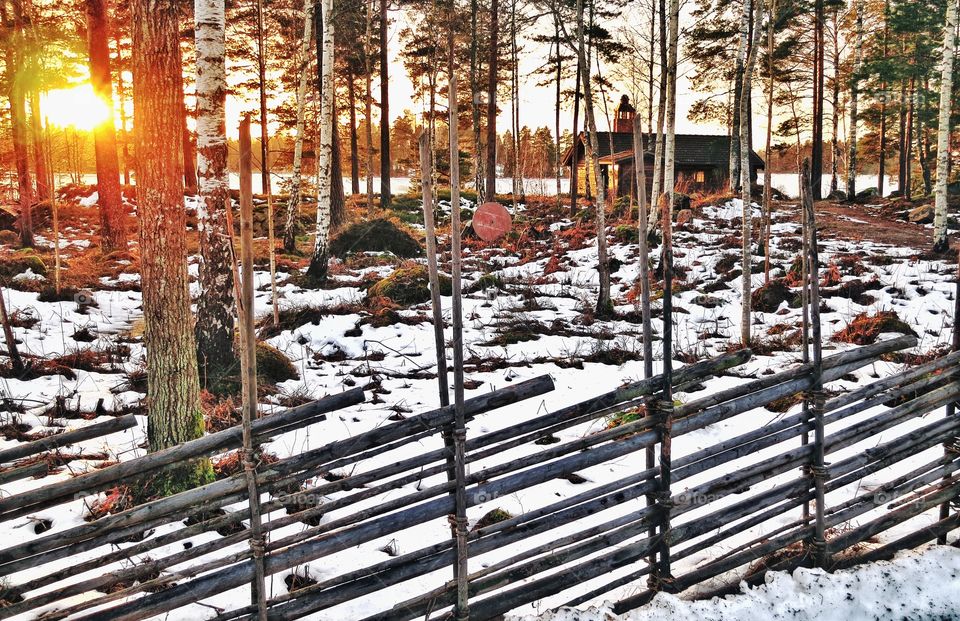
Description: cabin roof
xmin=561 ymin=132 xmax=765 ymax=169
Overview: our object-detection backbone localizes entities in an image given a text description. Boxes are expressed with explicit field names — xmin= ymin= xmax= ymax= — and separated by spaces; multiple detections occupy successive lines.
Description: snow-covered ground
xmin=0 ymin=194 xmax=956 ymax=620
xmin=511 ymin=545 xmax=960 ymax=621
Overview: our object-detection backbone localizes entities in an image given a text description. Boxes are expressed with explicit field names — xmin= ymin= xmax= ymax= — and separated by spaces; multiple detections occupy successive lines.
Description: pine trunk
xmin=9 ymin=0 xmax=33 ymax=247
xmin=348 ymin=68 xmax=360 ymax=196
xmin=256 ymin=0 xmax=271 ymax=196
xmin=29 ymin=93 xmax=49 ymax=202
xmin=131 ymin=0 xmax=207 ymax=487
xmin=846 ymin=0 xmax=862 ymax=200
xmin=194 ymin=0 xmax=237 ymax=387
xmin=485 ymin=0 xmax=499 ymax=201
xmin=379 ymin=0 xmax=391 ymax=208
xmin=365 ymin=0 xmax=374 ymax=213
xmin=730 ymin=0 xmax=749 ymax=190
xmin=933 ymin=0 xmax=957 ymax=252
xmin=86 ymin=0 xmax=128 ymax=251
xmin=811 ymin=0 xmax=824 ymax=199
xmin=740 ymin=0 xmax=762 ymax=346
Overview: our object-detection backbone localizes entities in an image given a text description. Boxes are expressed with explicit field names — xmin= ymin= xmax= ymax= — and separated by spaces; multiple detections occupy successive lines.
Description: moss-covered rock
xmin=0 ymin=251 xmax=47 ymax=279
xmin=329 ymin=218 xmax=422 ymax=258
xmin=833 ymin=311 xmax=917 ymax=345
xmin=256 ymin=342 xmax=300 ymax=384
xmin=472 ymin=507 xmax=514 ymax=530
xmin=367 ymin=264 xmax=451 ymax=306
xmin=751 ymin=279 xmax=796 ymax=313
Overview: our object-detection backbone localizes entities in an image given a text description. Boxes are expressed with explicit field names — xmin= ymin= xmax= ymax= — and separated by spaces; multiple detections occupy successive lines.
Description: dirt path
xmin=777 ymin=199 xmax=959 ymax=257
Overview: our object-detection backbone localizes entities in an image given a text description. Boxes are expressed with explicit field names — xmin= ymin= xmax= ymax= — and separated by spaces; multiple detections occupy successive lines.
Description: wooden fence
xmin=0 ymin=331 xmax=957 ymax=620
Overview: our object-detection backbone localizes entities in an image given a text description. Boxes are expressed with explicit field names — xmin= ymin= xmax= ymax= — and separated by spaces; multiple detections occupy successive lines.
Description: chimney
xmin=614 ymin=95 xmax=636 ymax=133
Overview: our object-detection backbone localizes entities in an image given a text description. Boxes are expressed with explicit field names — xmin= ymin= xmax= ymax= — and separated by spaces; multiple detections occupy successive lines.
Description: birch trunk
xmin=284 ymin=0 xmax=313 ymax=253
xmin=762 ymin=0 xmax=775 ymax=284
xmin=195 ymin=0 xmax=237 ymax=386
xmin=730 ymin=0 xmax=749 ymax=189
xmin=132 ymin=0 xmax=208 ymax=488
xmin=740 ymin=0 xmax=762 ymax=346
xmin=933 ymin=0 xmax=958 ymax=253
xmin=649 ymin=0 xmax=667 ymax=231
xmin=307 ymin=0 xmax=334 ymax=283
xmin=574 ymin=0 xmax=611 ymax=316
xmin=846 ymin=0 xmax=862 ymax=200
xmin=485 ymin=0 xmax=499 ymax=201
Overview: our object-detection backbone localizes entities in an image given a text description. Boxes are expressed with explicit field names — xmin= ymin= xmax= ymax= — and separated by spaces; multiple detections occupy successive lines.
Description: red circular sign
xmin=473 ymin=202 xmax=512 ymax=242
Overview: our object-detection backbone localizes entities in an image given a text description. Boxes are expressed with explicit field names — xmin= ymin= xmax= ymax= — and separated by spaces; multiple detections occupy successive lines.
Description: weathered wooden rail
xmin=0 ymin=330 xmax=957 ymax=620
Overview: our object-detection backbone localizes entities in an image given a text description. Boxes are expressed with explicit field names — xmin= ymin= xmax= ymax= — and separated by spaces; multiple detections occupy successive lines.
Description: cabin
xmin=561 ymin=95 xmax=765 ymax=200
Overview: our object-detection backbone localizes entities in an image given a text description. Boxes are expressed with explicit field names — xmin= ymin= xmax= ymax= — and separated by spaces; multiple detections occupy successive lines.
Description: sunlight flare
xmin=42 ymin=83 xmax=111 ymax=131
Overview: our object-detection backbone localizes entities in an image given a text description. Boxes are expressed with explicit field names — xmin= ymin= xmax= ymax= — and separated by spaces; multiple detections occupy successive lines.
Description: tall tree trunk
xmin=905 ymin=77 xmax=914 ymax=199
xmin=284 ymin=0 xmax=313 ymax=253
xmin=877 ymin=0 xmax=889 ymax=195
xmin=321 ymin=1 xmax=345 ymax=231
xmin=510 ymin=0 xmax=521 ymax=204
xmin=898 ymin=77 xmax=908 ymax=196
xmin=348 ymin=68 xmax=360 ymax=196
xmin=470 ymin=0 xmax=484 ymax=201
xmin=730 ymin=0 xmax=749 ymax=189
xmin=846 ymin=0 xmax=862 ymax=200
xmin=114 ymin=34 xmax=132 ymax=185
xmin=649 ymin=0 xmax=667 ymax=226
xmin=307 ymin=0 xmax=334 ymax=283
xmin=829 ymin=11 xmax=840 ymax=196
xmin=379 ymin=0 xmax=391 ymax=208
xmin=256 ymin=0 xmax=271 ymax=196
xmin=86 ymin=0 xmax=128 ymax=251
xmin=131 ymin=0 xmax=207 ymax=486
xmin=570 ymin=60 xmax=580 ymax=213
xmin=740 ymin=0 xmax=762 ymax=346
xmin=365 ymin=0 xmax=374 ymax=213
xmin=933 ymin=0 xmax=957 ymax=253
xmin=573 ymin=0 xmax=610 ymax=316
xmin=918 ymin=79 xmax=932 ymax=195
xmin=8 ymin=0 xmax=33 ymax=247
xmin=554 ymin=15 xmax=561 ymax=207
xmin=811 ymin=0 xmax=824 ymax=199
xmin=29 ymin=93 xmax=49 ymax=202
xmin=485 ymin=0 xmax=499 ymax=201
xmin=195 ymin=0 xmax=237 ymax=386
xmin=763 ymin=0 xmax=776 ymax=284
xmin=180 ymin=85 xmax=198 ymax=194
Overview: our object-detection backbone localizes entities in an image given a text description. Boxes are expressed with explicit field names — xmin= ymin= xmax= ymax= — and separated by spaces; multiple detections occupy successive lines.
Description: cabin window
xmin=694 ymin=170 xmax=705 ymax=183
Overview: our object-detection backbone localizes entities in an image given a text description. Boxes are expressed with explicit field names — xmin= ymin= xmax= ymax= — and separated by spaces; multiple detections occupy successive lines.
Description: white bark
xmin=663 ymin=0 xmax=679 ymax=207
xmin=574 ymin=0 xmax=611 ymax=314
xmin=934 ymin=0 xmax=958 ymax=252
xmin=846 ymin=0 xmax=863 ymax=199
xmin=286 ymin=0 xmax=313 ymax=248
xmin=312 ymin=0 xmax=334 ymax=273
xmin=739 ymin=0 xmax=762 ymax=346
xmin=730 ymin=0 xmax=750 ymax=188
xmin=195 ymin=0 xmax=235 ymax=376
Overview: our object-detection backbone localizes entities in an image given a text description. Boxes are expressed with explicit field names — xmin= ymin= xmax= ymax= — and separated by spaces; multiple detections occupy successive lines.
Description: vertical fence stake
xmin=802 ymin=158 xmax=829 ymax=569
xmin=239 ymin=114 xmax=269 ymax=621
xmin=633 ymin=117 xmax=658 ymax=588
xmin=939 ymin=256 xmax=960 ymax=543
xmin=447 ymin=20 xmax=469 ymax=618
xmin=655 ymin=190 xmax=675 ymax=588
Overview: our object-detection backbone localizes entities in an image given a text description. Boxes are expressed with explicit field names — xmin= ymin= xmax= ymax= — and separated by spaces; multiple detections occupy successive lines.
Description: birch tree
xmin=574 ymin=0 xmax=611 ymax=315
xmin=195 ymin=0 xmax=237 ymax=385
xmin=730 ymin=0 xmax=750 ymax=189
xmin=739 ymin=0 xmax=762 ymax=346
xmin=307 ymin=0 xmax=334 ymax=283
xmin=933 ymin=0 xmax=957 ymax=253
xmin=132 ymin=0 xmax=208 ymax=488
xmin=846 ymin=0 xmax=863 ymax=200
xmin=283 ymin=0 xmax=313 ymax=253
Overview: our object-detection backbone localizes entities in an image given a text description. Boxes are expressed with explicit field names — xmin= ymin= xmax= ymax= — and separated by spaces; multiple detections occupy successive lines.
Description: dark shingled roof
xmin=561 ymin=132 xmax=765 ymax=169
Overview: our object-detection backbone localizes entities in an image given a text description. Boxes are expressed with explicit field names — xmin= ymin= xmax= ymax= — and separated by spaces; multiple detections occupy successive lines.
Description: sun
xmin=42 ymin=84 xmax=112 ymax=132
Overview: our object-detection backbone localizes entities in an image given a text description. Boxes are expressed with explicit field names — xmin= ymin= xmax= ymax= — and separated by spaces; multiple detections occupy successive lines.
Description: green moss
xmin=256 ymin=341 xmax=300 ymax=384
xmin=0 ymin=251 xmax=46 ymax=279
xmin=367 ymin=265 xmax=451 ymax=306
xmin=330 ymin=219 xmax=423 ymax=258
xmin=613 ymin=224 xmax=640 ymax=244
xmin=473 ymin=507 xmax=514 ymax=530
xmin=465 ymin=273 xmax=506 ymax=294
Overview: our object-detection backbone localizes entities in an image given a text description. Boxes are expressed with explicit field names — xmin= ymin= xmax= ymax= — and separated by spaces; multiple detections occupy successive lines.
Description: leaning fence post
xmin=938 ymin=258 xmax=960 ymax=543
xmin=801 ymin=158 xmax=829 ymax=569
xmin=446 ymin=22 xmax=470 ymax=619
xmin=238 ymin=114 xmax=269 ymax=621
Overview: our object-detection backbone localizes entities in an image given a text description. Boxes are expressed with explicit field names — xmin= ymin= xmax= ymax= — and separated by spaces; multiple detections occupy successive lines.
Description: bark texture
xmin=131 ymin=0 xmax=207 ymax=484
xmin=284 ymin=0 xmax=313 ymax=253
xmin=307 ymin=0 xmax=334 ymax=283
xmin=933 ymin=0 xmax=957 ymax=253
xmin=86 ymin=0 xmax=128 ymax=251
xmin=194 ymin=0 xmax=237 ymax=387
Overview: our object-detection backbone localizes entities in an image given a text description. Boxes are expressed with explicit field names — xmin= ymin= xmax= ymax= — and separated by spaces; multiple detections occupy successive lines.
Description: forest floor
xmin=0 ymin=187 xmax=957 ymax=619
